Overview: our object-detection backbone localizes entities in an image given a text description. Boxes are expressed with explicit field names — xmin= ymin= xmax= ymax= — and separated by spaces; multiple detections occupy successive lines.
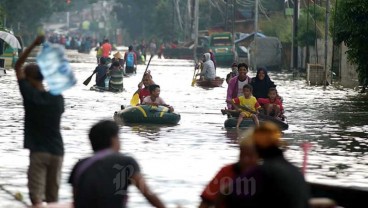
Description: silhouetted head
xmin=111 ymin=61 xmax=120 ymax=68
xmin=24 ymin=64 xmax=44 ymax=87
xmin=128 ymin=45 xmax=133 ymax=51
xmin=251 ymin=122 xmax=285 ymax=159
xmin=89 ymin=120 xmax=120 ymax=152
xmin=99 ymin=57 xmax=107 ymax=65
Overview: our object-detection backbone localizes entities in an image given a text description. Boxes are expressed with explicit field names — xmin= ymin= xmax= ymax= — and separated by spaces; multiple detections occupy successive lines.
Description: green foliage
xmin=113 ymin=0 xmax=159 ymax=41
xmin=332 ymin=0 xmax=368 ymax=83
xmin=297 ymin=6 xmax=325 ymax=47
xmin=260 ymin=14 xmax=292 ymax=43
xmin=1 ymin=0 xmax=98 ymax=44
xmin=261 ymin=0 xmax=285 ymax=12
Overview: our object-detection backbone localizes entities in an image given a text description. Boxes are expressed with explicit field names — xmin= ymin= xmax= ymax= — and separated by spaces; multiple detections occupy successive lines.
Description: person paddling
xmin=196 ymin=53 xmax=216 ymax=81
xmin=142 ymin=84 xmax=174 ymax=112
xmin=137 ymin=72 xmax=155 ymax=104
xmin=94 ymin=57 xmax=109 ymax=88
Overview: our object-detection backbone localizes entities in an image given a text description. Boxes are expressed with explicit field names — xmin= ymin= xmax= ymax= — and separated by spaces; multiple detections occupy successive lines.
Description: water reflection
xmin=0 ymin=51 xmax=368 ymax=207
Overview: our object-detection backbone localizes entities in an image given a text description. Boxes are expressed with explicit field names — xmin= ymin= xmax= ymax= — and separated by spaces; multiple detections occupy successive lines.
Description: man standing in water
xmin=14 ymin=35 xmax=65 ymax=206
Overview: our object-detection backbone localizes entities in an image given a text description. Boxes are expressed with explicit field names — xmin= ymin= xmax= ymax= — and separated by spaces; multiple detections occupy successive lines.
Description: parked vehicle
xmin=248 ymin=37 xmax=282 ymax=71
xmin=209 ymin=32 xmax=235 ymax=66
xmin=237 ymin=45 xmax=248 ymax=64
xmin=163 ymin=36 xmax=209 ymax=60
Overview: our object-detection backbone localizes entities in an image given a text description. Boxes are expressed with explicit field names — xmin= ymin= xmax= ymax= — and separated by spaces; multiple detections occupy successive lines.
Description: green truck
xmin=209 ymin=32 xmax=235 ymax=66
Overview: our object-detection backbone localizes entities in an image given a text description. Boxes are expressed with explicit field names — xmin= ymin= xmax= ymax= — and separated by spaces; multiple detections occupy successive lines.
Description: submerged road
xmin=0 ymin=50 xmax=367 ymax=207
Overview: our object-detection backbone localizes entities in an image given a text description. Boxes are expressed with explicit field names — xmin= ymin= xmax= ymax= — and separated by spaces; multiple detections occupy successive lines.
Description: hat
xmin=252 ymin=122 xmax=283 ymax=149
xmin=113 ymin=52 xmax=122 ymax=59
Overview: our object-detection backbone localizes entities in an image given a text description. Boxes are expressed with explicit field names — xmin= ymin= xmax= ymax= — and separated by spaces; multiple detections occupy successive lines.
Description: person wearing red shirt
xmin=101 ymin=39 xmax=112 ymax=58
xmin=257 ymin=87 xmax=284 ymax=118
xmin=199 ymin=130 xmax=258 ymax=208
xmin=138 ymin=72 xmax=155 ymax=104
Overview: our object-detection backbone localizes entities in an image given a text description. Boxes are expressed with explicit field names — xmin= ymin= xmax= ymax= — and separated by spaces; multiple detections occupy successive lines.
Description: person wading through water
xmin=14 ymin=35 xmax=65 ymax=206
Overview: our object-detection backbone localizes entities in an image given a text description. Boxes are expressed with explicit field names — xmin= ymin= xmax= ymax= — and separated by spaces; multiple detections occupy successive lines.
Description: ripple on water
xmin=0 ymin=51 xmax=367 ymax=206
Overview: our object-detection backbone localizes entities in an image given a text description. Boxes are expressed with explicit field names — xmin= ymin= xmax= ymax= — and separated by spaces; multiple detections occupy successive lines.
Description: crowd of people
xmin=47 ymin=33 xmax=94 ymax=53
xmin=12 ymin=35 xmax=314 ymax=208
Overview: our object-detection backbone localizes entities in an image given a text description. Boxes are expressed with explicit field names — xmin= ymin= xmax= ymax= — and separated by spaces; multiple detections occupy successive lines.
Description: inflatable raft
xmin=224 ymin=117 xmax=289 ymax=130
xmin=114 ymin=105 xmax=181 ymax=125
xmin=196 ymin=77 xmax=224 ymax=87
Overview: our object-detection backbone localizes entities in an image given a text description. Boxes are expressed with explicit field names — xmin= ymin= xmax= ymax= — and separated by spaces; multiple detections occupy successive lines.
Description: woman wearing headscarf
xmin=220 ymin=122 xmax=310 ymax=208
xmin=251 ymin=67 xmax=276 ymax=99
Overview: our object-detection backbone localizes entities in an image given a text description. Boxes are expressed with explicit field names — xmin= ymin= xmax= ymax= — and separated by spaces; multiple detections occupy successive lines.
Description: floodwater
xmin=0 ymin=50 xmax=367 ymax=207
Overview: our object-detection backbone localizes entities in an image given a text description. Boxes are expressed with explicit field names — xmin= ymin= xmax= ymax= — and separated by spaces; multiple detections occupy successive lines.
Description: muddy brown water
xmin=0 ymin=51 xmax=367 ymax=207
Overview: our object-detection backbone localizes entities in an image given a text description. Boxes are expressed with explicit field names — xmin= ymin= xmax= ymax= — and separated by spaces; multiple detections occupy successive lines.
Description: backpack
xmin=126 ymin=52 xmax=134 ymax=67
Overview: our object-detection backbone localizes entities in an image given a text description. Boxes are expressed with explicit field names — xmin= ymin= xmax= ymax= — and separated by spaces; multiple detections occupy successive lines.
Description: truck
xmin=248 ymin=37 xmax=282 ymax=71
xmin=209 ymin=32 xmax=235 ymax=66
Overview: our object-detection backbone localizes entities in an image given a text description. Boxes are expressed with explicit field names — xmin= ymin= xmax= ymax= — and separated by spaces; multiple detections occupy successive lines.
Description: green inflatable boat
xmin=224 ymin=117 xmax=289 ymax=130
xmin=114 ymin=105 xmax=181 ymax=125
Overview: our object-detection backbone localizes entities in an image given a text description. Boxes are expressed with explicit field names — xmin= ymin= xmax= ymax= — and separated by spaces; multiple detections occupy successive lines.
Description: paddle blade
xmin=83 ymin=74 xmax=94 ymax=86
xmin=191 ymin=78 xmax=196 ymax=86
xmin=130 ymin=92 xmax=140 ymax=106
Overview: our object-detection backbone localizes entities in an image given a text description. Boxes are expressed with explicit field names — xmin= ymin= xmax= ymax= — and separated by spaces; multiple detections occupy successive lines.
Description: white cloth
xmin=200 ymin=53 xmax=216 ymax=80
xmin=237 ymin=78 xmax=250 ymax=97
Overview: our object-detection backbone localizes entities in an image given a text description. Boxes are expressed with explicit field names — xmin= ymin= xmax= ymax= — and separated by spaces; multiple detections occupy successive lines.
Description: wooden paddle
xmin=83 ymin=71 xmax=96 ymax=86
xmin=129 ymin=55 xmax=154 ymax=106
xmin=191 ymin=63 xmax=200 ymax=86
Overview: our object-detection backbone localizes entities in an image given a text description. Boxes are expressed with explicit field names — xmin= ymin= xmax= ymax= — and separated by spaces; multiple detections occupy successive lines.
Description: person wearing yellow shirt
xmin=227 ymin=84 xmax=261 ymax=128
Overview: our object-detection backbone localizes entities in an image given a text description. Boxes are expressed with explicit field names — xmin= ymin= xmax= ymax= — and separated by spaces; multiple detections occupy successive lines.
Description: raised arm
xmin=131 ymin=173 xmax=166 ymax=208
xmin=14 ymin=35 xmax=44 ymax=80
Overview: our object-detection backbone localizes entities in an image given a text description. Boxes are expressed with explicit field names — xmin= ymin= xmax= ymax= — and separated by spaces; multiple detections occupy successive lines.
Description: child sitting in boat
xmin=226 ymin=84 xmax=260 ymax=128
xmin=142 ymin=84 xmax=174 ymax=112
xmin=257 ymin=87 xmax=284 ymax=119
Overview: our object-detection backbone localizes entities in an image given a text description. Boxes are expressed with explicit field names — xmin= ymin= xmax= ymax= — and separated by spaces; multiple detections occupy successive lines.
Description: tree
xmin=332 ymin=0 xmax=368 ymax=84
xmin=1 ymin=0 xmax=98 ymax=44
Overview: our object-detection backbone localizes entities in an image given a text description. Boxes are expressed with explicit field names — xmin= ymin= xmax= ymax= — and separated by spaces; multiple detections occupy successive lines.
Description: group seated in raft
xmin=140 ymin=84 xmax=174 ymax=113
xmin=226 ymin=84 xmax=260 ymax=128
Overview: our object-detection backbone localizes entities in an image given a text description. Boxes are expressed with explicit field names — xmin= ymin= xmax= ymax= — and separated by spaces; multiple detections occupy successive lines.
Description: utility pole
xmin=254 ymin=0 xmax=259 ymax=70
xmin=193 ymin=0 xmax=199 ymax=62
xmin=232 ymin=0 xmax=236 ymax=62
xmin=292 ymin=0 xmax=299 ymax=70
xmin=323 ymin=0 xmax=330 ymax=89
xmin=225 ymin=0 xmax=229 ymax=31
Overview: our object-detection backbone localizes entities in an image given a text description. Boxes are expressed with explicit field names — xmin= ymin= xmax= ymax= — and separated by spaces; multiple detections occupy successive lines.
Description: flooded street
xmin=1 ymin=51 xmax=368 ymax=207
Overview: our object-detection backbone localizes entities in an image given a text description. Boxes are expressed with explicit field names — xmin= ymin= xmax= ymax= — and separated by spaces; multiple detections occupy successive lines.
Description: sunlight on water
xmin=0 ymin=50 xmax=367 ymax=207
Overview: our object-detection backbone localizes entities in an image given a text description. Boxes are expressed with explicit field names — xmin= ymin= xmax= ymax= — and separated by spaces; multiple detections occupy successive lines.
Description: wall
xmin=339 ymin=43 xmax=359 ymax=88
xmin=301 ymin=40 xmax=359 ymax=88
